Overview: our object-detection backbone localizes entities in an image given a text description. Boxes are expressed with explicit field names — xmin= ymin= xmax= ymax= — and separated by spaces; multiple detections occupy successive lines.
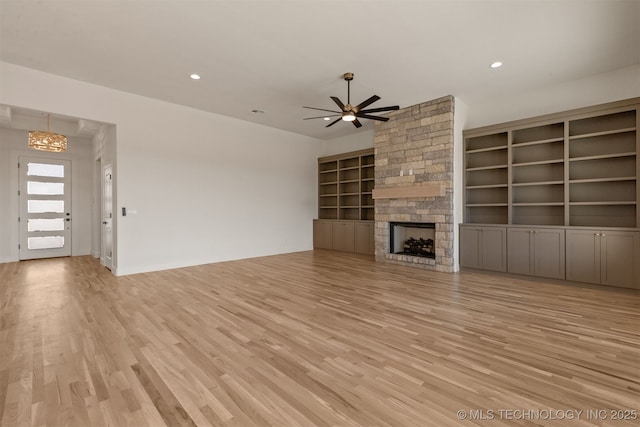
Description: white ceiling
xmin=1 ymin=0 xmax=638 ymax=140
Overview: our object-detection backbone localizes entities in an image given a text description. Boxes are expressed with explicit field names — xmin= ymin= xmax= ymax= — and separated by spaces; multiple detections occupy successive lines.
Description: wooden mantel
xmin=372 ymin=184 xmax=444 ymax=200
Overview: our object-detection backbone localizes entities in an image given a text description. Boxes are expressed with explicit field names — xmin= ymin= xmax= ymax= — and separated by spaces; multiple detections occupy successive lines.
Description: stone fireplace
xmin=373 ymin=96 xmax=454 ymax=272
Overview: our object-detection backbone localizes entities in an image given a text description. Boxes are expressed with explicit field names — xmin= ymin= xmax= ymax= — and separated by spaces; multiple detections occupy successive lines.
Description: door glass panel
xmin=27 ymin=218 xmax=65 ymax=232
xmin=27 ymin=200 xmax=64 ymax=213
xmin=27 ymin=163 xmax=64 ymax=178
xmin=27 ymin=236 xmax=64 ymax=250
xmin=27 ymin=181 xmax=64 ymax=195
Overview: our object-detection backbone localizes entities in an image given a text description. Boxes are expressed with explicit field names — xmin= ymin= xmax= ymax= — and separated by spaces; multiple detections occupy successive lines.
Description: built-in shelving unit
xmin=464 ymin=99 xmax=639 ymax=228
xmin=461 ymin=99 xmax=640 ymax=289
xmin=318 ymin=149 xmax=375 ymax=221
xmin=315 ymin=149 xmax=375 ymax=255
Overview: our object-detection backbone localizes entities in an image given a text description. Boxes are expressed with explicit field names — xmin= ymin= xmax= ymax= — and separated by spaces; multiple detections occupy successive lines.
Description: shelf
xmin=512 ymin=159 xmax=564 ymax=167
xmin=466 ymin=165 xmax=508 ymax=172
xmin=362 ymin=205 xmax=374 ymax=208
xmin=320 ymin=169 xmax=338 ymax=174
xmin=512 ymin=180 xmax=563 ymax=187
xmin=340 ymin=192 xmax=359 ymax=196
xmin=341 ymin=206 xmax=360 ymax=208
xmin=361 ymin=178 xmax=375 ymax=182
xmin=340 ymin=179 xmax=359 ymax=184
xmin=569 ymin=127 xmax=636 ymax=141
xmin=361 ymin=164 xmax=374 ymax=168
xmin=569 ymin=152 xmax=636 ymax=162
xmin=512 ymin=202 xmax=564 ymax=206
xmin=320 ymin=194 xmax=337 ymax=197
xmin=320 ymin=181 xmax=337 ymax=185
xmin=570 ymin=201 xmax=636 ymax=206
xmin=466 ymin=203 xmax=508 ymax=207
xmin=570 ymin=176 xmax=636 ymax=184
xmin=511 ymin=137 xmax=564 ymax=147
xmin=319 ymin=206 xmax=338 ymax=209
xmin=465 ymin=145 xmax=507 ymax=154
xmin=340 ymin=166 xmax=360 ymax=171
xmin=466 ymin=184 xmax=509 ymax=189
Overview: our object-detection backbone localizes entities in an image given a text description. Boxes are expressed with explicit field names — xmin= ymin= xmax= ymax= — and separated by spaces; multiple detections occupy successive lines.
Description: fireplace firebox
xmin=389 ymin=222 xmax=436 ymax=259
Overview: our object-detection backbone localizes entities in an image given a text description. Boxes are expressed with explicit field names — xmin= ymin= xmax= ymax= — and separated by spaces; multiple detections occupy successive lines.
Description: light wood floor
xmin=0 ymin=251 xmax=638 ymax=427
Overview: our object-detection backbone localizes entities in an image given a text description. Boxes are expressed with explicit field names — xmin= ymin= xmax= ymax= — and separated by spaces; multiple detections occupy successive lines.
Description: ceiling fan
xmin=303 ymin=72 xmax=399 ymax=128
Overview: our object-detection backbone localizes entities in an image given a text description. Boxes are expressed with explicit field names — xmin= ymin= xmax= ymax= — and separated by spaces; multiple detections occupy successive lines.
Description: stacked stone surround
xmin=374 ymin=95 xmax=454 ymax=272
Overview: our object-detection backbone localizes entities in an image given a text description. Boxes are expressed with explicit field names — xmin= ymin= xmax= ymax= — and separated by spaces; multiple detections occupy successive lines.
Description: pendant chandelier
xmin=28 ymin=114 xmax=67 ymax=152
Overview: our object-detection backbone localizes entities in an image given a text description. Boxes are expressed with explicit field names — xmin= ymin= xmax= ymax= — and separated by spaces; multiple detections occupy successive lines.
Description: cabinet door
xmin=600 ymin=231 xmax=640 ymax=289
xmin=507 ymin=229 xmax=533 ymax=276
xmin=355 ymin=222 xmax=374 ymax=255
xmin=313 ymin=220 xmax=333 ymax=249
xmin=481 ymin=227 xmax=507 ymax=272
xmin=566 ymin=230 xmax=600 ymax=285
xmin=459 ymin=226 xmax=481 ymax=269
xmin=332 ymin=221 xmax=355 ymax=252
xmin=533 ymin=229 xmax=565 ymax=280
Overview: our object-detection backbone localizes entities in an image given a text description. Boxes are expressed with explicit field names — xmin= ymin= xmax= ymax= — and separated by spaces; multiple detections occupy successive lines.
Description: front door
xmin=19 ymin=157 xmax=72 ymax=260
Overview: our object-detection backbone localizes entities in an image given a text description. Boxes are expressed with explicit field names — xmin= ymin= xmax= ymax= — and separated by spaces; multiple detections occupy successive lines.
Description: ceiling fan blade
xmin=304 ymin=114 xmax=341 ymax=120
xmin=354 ymin=95 xmax=380 ymax=111
xmin=303 ymin=106 xmax=341 ymax=114
xmin=325 ymin=117 xmax=342 ymax=128
xmin=360 ymin=105 xmax=400 ymax=114
xmin=352 ymin=119 xmax=362 ymax=128
xmin=330 ymin=96 xmax=346 ymax=111
xmin=357 ymin=114 xmax=390 ymax=122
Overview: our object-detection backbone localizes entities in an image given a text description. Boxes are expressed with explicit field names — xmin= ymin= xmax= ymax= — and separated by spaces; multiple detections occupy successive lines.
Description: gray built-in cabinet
xmin=507 ymin=227 xmax=565 ymax=280
xmin=459 ymin=226 xmax=507 ymax=272
xmin=314 ymin=149 xmax=375 ymax=255
xmin=461 ymin=98 xmax=640 ymax=289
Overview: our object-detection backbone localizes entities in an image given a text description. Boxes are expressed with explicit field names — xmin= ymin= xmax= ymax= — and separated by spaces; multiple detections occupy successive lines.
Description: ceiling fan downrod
xmin=344 ymin=72 xmax=354 ymax=107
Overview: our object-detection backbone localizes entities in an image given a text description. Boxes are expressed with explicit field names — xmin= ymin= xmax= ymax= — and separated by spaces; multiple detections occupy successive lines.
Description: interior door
xmin=19 ymin=157 xmax=72 ymax=260
xmin=102 ymin=164 xmax=113 ymax=269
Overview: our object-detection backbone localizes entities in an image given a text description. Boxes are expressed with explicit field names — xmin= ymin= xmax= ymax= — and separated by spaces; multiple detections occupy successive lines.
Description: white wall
xmin=465 ymin=64 xmax=640 ymax=129
xmin=0 ymin=128 xmax=94 ymax=262
xmin=320 ymin=129 xmax=374 ymax=157
xmin=0 ymin=62 xmax=322 ymax=275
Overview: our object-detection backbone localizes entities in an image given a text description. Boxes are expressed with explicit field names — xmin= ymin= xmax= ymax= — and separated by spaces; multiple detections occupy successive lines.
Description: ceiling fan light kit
xmin=303 ymin=72 xmax=399 ymax=128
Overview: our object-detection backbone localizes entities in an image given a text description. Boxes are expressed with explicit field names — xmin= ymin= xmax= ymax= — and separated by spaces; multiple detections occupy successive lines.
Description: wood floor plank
xmin=0 ymin=251 xmax=638 ymax=426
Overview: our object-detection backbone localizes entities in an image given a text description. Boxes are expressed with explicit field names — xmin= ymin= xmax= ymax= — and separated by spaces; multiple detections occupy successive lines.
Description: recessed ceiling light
xmin=323 ymin=117 xmax=331 ymax=121
xmin=190 ymin=73 xmax=201 ymax=80
xmin=251 ymin=109 xmax=265 ymax=114
xmin=490 ymin=61 xmax=503 ymax=69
